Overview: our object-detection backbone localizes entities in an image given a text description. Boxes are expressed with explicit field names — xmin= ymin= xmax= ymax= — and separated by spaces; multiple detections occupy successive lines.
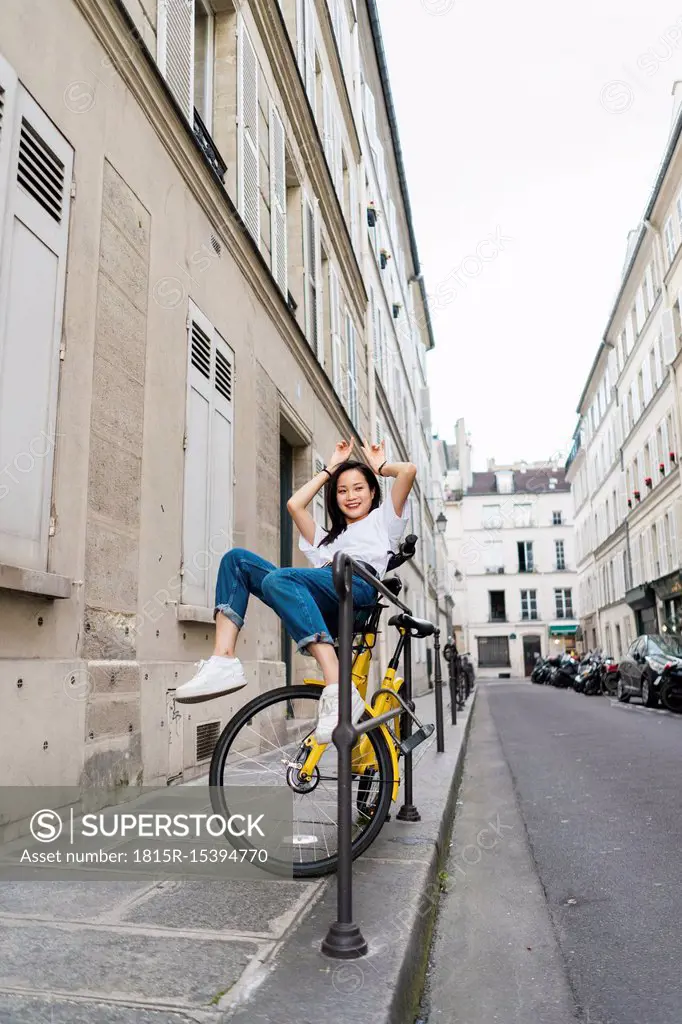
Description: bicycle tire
xmin=209 ymin=684 xmax=394 ymax=878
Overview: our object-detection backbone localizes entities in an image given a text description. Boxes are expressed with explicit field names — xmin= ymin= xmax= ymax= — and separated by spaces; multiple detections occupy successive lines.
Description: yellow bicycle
xmin=209 ymin=538 xmax=435 ymax=877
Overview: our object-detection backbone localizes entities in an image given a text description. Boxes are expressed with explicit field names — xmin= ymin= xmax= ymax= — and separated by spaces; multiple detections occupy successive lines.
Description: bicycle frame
xmin=296 ymin=619 xmax=407 ymax=805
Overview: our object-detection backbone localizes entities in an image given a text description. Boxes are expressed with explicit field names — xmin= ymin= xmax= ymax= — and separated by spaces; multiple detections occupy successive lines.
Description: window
xmin=484 ymin=539 xmax=504 ymax=572
xmin=482 ymin=504 xmax=502 ymax=529
xmin=517 ymin=541 xmax=534 ymax=572
xmin=477 ymin=636 xmax=510 ymax=668
xmin=182 ymin=303 xmax=234 ymax=606
xmin=555 ymin=540 xmax=565 ymax=570
xmin=552 ymin=510 xmax=563 ymax=525
xmin=664 ymin=215 xmax=676 ymax=266
xmin=513 ymin=502 xmax=532 ymax=527
xmin=329 ymin=264 xmax=343 ymax=394
xmin=520 ymin=589 xmax=538 ymax=620
xmin=489 ymin=591 xmax=506 ymax=622
xmin=0 ymin=67 xmax=73 ymax=570
xmin=237 ymin=20 xmax=260 ymax=243
xmin=303 ymin=196 xmax=322 ymax=358
xmin=495 ymin=471 xmax=514 ymax=493
xmin=554 ymin=588 xmax=573 ymax=619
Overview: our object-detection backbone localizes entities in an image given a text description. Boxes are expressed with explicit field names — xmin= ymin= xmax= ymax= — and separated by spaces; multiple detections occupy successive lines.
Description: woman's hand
xmin=361 ymin=438 xmax=385 ymax=476
xmin=328 ymin=438 xmax=354 ymax=470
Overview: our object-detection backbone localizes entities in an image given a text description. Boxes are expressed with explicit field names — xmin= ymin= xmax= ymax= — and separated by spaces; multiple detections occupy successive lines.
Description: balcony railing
xmin=521 ymin=612 xmax=539 ymax=621
xmin=489 ymin=614 xmax=507 ymax=622
xmin=193 ymin=109 xmax=227 ymax=183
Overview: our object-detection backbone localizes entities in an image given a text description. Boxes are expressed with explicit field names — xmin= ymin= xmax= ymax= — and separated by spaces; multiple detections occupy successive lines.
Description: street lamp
xmin=436 ymin=511 xmax=448 ymax=535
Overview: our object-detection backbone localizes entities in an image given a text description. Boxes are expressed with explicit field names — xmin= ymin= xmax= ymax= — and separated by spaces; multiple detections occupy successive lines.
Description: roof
xmin=365 ymin=0 xmax=435 ymax=351
xmin=467 ymin=468 xmax=571 ymax=496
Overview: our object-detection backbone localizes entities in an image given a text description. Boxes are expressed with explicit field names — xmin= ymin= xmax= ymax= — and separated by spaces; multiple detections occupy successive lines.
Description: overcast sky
xmin=377 ymin=0 xmax=682 ymax=469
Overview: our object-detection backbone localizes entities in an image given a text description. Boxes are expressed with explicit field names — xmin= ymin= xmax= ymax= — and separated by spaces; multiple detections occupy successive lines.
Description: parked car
xmin=617 ymin=634 xmax=682 ymax=707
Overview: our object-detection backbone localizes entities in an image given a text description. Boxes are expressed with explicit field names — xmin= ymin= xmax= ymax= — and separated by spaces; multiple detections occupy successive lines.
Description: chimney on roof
xmin=487 ymin=458 xmax=495 ymax=471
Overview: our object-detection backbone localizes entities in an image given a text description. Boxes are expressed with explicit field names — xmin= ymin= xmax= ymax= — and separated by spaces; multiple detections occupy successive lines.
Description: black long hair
xmin=318 ymin=460 xmax=381 ymax=547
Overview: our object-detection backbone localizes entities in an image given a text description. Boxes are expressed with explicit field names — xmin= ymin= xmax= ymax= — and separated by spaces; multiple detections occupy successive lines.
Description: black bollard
xmin=433 ymin=629 xmax=445 ymax=752
xmin=396 ymin=631 xmax=421 ymax=822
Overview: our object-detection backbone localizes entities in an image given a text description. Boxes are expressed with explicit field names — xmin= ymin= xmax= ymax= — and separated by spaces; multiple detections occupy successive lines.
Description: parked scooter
xmin=550 ymin=654 xmax=578 ymax=689
xmin=657 ymin=661 xmax=682 ymax=712
xmin=600 ymin=656 xmax=620 ymax=696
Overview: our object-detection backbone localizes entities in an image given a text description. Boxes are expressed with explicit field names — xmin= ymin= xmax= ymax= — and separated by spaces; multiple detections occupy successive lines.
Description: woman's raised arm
xmin=360 ymin=439 xmax=416 ymax=515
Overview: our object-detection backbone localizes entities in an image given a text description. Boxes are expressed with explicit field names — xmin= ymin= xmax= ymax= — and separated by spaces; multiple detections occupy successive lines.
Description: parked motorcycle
xmin=550 ymin=654 xmax=578 ymax=689
xmin=531 ymin=657 xmax=549 ymax=684
xmin=657 ymin=661 xmax=682 ymax=712
xmin=600 ymin=656 xmax=620 ymax=696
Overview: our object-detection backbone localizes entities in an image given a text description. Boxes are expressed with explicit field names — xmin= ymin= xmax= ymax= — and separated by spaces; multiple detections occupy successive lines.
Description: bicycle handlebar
xmin=386 ymin=534 xmax=418 ymax=572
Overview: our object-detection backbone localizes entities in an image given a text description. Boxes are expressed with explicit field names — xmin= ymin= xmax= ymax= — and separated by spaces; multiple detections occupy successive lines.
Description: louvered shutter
xmin=302 ymin=195 xmax=321 ymax=357
xmin=313 ymin=451 xmax=326 ymax=528
xmin=269 ymin=102 xmax=287 ymax=296
xmin=671 ymin=502 xmax=680 ymax=570
xmin=0 ymin=86 xmax=73 ymax=569
xmin=654 ymin=334 xmax=663 ymax=388
xmin=304 ymin=0 xmax=315 ymax=107
xmin=0 ymin=53 xmax=18 ymax=267
xmin=364 ymin=84 xmax=376 ymax=138
xmin=370 ymin=287 xmax=378 ymax=366
xmin=376 ymin=304 xmax=384 ymax=381
xmin=314 ymin=203 xmax=323 ymax=363
xmin=237 ymin=21 xmax=260 ymax=244
xmin=345 ymin=313 xmax=358 ymax=425
xmin=662 ymin=308 xmax=676 ymax=364
xmin=333 ymin=116 xmax=343 ymax=198
xmin=329 ymin=264 xmax=343 ymax=394
xmin=635 ymin=288 xmax=646 ymax=332
xmin=322 ymin=76 xmax=334 ymax=168
xmin=182 ymin=303 xmax=234 ymax=606
xmin=661 ymin=516 xmax=670 ymax=575
xmin=348 ymin=162 xmax=358 ymax=249
xmin=631 ymin=382 xmax=640 ymax=422
xmin=157 ymin=0 xmax=195 ymax=120
xmin=642 ymin=358 xmax=652 ymax=405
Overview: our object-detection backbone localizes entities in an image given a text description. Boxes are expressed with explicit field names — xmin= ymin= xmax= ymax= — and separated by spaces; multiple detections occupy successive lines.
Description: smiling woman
xmin=175 ymin=437 xmax=417 ymax=743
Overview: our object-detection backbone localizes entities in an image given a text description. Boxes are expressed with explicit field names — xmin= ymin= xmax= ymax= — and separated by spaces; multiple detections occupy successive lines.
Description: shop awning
xmin=549 ymin=624 xmax=578 ymax=635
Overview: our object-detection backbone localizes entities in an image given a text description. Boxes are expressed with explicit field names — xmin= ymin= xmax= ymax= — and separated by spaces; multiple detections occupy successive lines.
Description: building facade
xmin=566 ymin=96 xmax=682 ymax=657
xmin=0 ymin=0 xmax=437 ymax=798
xmin=445 ymin=463 xmax=578 ymax=678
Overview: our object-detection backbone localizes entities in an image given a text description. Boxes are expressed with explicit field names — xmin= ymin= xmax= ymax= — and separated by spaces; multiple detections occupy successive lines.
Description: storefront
xmin=624 ymin=584 xmax=658 ymax=636
xmin=652 ymin=571 xmax=682 ymax=635
xmin=548 ymin=623 xmax=579 ymax=654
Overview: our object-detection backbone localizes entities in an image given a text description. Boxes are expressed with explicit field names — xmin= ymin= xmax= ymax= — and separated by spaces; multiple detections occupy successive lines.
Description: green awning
xmin=549 ymin=624 xmax=578 ymax=635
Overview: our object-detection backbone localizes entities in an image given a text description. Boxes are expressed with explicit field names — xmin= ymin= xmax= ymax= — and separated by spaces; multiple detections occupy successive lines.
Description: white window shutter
xmin=0 ymin=52 xmax=18 ymax=267
xmin=322 ymin=76 xmax=333 ymax=168
xmin=655 ymin=334 xmax=663 ymax=388
xmin=237 ymin=20 xmax=260 ymax=245
xmin=631 ymin=383 xmax=640 ymax=422
xmin=269 ymin=101 xmax=287 ymax=296
xmin=348 ymin=162 xmax=358 ymax=249
xmin=0 ymin=86 xmax=73 ymax=569
xmin=642 ymin=358 xmax=652 ymax=405
xmin=662 ymin=308 xmax=676 ymax=364
xmin=329 ymin=264 xmax=343 ymax=394
xmin=671 ymin=505 xmax=680 ymax=570
xmin=345 ymin=312 xmax=358 ymax=425
xmin=333 ymin=115 xmax=343 ymax=197
xmin=304 ymin=0 xmax=316 ymax=107
xmin=182 ymin=303 xmax=234 ymax=606
xmin=157 ymin=0 xmax=195 ymax=120
xmin=313 ymin=450 xmax=326 ymax=527
xmin=314 ymin=202 xmax=323 ymax=363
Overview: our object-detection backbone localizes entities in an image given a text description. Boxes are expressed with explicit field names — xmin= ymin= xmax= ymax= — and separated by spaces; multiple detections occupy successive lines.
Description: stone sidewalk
xmin=0 ymin=689 xmax=475 ymax=1024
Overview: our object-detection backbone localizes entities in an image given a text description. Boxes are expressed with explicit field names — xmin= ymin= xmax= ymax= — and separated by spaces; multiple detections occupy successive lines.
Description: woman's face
xmin=336 ymin=469 xmax=375 ymax=523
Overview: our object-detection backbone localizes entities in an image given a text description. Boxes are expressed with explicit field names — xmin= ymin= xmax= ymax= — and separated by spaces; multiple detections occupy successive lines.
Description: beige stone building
xmin=567 ymin=90 xmax=682 ymax=656
xmin=0 ymin=0 xmax=437 ymax=797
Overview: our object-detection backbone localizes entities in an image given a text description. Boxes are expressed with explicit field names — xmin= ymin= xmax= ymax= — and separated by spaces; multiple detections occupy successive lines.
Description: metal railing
xmin=320 ymin=550 xmax=447 ymax=959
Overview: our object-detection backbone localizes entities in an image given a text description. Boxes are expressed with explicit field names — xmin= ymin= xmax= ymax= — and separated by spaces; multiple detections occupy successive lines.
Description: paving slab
xmin=0 ymin=881 xmax=151 ymax=920
xmin=0 ymin=994 xmax=208 ymax=1024
xmin=122 ymin=878 xmax=318 ymax=935
xmin=0 ymin=922 xmax=257 ymax=1006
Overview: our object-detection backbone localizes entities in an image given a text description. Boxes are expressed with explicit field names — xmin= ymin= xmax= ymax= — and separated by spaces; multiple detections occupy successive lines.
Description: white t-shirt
xmin=299 ymin=498 xmax=411 ymax=578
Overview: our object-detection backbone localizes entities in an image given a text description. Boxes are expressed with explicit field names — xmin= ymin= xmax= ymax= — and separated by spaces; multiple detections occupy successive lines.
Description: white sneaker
xmin=175 ymin=656 xmax=247 ymax=704
xmin=314 ymin=682 xmax=365 ymax=744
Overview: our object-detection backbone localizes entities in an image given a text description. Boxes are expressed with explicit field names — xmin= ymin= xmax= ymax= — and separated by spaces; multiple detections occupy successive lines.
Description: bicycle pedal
xmin=400 ymin=723 xmax=434 ymax=754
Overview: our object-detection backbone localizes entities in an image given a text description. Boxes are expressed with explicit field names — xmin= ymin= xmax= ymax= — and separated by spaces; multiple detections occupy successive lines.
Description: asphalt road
xmin=422 ymin=680 xmax=682 ymax=1024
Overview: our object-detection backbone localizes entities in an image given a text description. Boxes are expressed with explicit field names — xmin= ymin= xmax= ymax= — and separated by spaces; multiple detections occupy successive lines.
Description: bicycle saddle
xmin=387 ymin=612 xmax=435 ymax=638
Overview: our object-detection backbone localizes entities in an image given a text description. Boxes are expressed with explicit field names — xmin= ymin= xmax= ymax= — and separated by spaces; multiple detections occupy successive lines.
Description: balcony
xmin=489 ymin=615 xmax=508 ymax=623
xmin=193 ymin=109 xmax=227 ymax=183
xmin=484 ymin=566 xmax=505 ymax=574
xmin=521 ymin=613 xmax=539 ymax=621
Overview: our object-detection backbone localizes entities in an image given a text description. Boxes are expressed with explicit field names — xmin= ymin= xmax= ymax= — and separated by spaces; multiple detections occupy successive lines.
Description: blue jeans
xmin=214 ymin=548 xmax=378 ymax=654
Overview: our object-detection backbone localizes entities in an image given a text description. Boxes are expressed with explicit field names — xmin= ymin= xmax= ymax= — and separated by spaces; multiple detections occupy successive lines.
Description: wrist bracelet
xmin=321 ymin=467 xmax=332 ymax=479
xmin=378 ymin=460 xmax=387 ymax=476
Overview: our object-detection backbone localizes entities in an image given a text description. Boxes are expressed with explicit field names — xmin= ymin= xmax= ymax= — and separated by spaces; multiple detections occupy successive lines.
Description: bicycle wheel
xmin=209 ymin=685 xmax=394 ymax=878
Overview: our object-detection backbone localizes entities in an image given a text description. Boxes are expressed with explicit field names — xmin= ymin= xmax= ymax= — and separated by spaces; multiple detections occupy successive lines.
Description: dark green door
xmin=279 ymin=437 xmax=294 ymax=686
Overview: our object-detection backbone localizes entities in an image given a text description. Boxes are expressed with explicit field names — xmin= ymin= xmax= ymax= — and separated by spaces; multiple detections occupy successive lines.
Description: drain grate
xmin=196 ymin=720 xmax=221 ymax=763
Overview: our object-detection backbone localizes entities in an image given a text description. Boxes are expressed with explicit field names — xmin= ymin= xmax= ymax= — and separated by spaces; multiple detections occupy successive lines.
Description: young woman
xmin=175 ymin=438 xmax=417 ymax=742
